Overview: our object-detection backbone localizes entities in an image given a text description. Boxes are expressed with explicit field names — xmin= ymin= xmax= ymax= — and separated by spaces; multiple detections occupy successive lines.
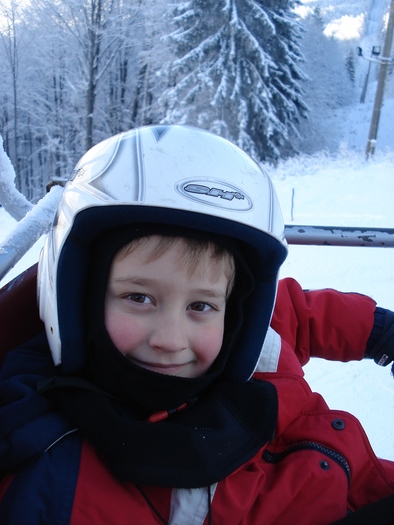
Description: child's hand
xmin=365 ymin=308 xmax=394 ymax=377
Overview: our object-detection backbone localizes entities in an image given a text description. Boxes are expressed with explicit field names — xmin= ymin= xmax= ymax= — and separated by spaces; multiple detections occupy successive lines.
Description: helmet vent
xmin=149 ymin=125 xmax=171 ymax=143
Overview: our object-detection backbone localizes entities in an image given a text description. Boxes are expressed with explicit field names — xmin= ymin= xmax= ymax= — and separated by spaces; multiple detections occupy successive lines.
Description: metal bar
xmin=1 ymin=221 xmax=393 ymax=286
xmin=285 ymin=225 xmax=394 ymax=247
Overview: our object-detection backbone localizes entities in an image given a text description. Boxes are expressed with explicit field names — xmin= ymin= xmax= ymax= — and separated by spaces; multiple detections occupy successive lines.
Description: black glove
xmin=365 ymin=307 xmax=394 ymax=375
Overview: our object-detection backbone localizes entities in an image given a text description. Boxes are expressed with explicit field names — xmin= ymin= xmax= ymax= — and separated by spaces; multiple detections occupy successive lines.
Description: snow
xmin=0 ymin=0 xmax=393 ymax=461
xmin=0 ymin=135 xmax=33 ymax=221
xmin=0 ymin=185 xmax=63 ymax=281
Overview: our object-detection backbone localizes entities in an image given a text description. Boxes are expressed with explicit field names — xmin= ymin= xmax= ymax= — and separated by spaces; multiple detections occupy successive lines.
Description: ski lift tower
xmin=359 ymin=45 xmax=381 ymax=103
xmin=365 ymin=0 xmax=394 ymax=157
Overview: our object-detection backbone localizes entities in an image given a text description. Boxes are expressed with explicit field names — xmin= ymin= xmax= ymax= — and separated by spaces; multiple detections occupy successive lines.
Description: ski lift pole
xmin=360 ymin=58 xmax=372 ymax=104
xmin=359 ymin=46 xmax=381 ymax=103
xmin=285 ymin=225 xmax=394 ymax=248
xmin=365 ymin=0 xmax=394 ymax=157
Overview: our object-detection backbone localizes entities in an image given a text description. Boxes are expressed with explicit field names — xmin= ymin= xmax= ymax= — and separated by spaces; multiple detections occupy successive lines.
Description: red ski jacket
xmin=0 ymin=272 xmax=393 ymax=524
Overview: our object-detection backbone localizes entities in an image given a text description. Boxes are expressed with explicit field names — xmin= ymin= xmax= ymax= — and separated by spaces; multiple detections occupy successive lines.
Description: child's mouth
xmin=128 ymin=358 xmax=191 ymax=375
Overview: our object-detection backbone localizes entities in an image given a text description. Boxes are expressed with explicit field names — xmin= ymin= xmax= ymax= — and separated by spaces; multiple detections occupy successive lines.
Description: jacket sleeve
xmin=0 ymin=333 xmax=74 ymax=474
xmin=271 ymin=278 xmax=376 ymax=366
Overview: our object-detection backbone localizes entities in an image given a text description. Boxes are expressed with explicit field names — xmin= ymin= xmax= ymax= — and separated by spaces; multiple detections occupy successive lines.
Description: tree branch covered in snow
xmin=0 ymin=134 xmax=64 ymax=280
xmin=0 ymin=135 xmax=33 ymax=221
xmin=0 ymin=184 xmax=63 ymax=282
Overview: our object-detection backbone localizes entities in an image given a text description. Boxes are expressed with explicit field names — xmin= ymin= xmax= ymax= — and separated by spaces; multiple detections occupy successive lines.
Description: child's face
xmin=104 ymin=237 xmax=229 ymax=378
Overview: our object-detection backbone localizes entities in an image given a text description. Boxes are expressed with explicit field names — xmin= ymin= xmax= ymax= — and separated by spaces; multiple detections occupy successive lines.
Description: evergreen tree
xmin=159 ymin=0 xmax=307 ymax=162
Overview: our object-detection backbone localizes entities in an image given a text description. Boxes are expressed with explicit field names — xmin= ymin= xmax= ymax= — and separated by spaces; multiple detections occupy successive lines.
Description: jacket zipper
xmin=262 ymin=441 xmax=351 ymax=486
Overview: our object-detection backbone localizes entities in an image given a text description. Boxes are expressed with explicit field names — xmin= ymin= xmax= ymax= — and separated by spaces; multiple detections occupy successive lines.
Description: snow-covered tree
xmin=127 ymin=0 xmax=171 ymax=129
xmin=159 ymin=0 xmax=308 ymax=162
xmin=31 ymin=0 xmax=140 ymax=151
xmin=0 ymin=1 xmax=26 ymax=188
xmin=0 ymin=0 xmax=144 ymax=200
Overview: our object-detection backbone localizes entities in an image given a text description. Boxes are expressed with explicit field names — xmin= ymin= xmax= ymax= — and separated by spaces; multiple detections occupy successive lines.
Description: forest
xmin=0 ymin=0 xmax=357 ymax=201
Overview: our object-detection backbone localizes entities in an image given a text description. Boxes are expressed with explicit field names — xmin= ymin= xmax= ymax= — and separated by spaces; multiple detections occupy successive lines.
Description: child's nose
xmin=149 ymin=314 xmax=188 ymax=353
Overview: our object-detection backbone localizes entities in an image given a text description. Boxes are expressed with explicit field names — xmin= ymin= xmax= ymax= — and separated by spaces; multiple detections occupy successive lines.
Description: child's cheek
xmin=105 ymin=313 xmax=141 ymax=355
xmin=196 ymin=325 xmax=225 ymax=365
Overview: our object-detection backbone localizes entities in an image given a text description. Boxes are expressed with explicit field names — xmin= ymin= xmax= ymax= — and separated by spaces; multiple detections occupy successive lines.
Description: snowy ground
xmin=0 ymin=0 xmax=393 ymax=462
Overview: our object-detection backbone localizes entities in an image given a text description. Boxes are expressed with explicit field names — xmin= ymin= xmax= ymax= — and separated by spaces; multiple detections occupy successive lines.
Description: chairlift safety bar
xmin=1 ymin=224 xmax=394 ymax=284
xmin=285 ymin=225 xmax=394 ymax=248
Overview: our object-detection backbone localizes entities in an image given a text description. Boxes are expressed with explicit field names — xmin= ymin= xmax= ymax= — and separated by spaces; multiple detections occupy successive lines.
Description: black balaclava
xmin=41 ymin=224 xmax=279 ymax=488
xmin=85 ymin=224 xmax=252 ymax=413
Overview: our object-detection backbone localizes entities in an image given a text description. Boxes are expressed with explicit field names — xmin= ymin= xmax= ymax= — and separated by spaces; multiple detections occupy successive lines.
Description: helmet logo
xmin=185 ymin=183 xmax=243 ymax=201
xmin=177 ymin=179 xmax=252 ymax=210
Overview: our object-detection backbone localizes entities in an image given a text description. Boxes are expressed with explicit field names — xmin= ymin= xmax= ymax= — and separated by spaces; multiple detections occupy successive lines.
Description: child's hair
xmin=115 ymin=235 xmax=236 ymax=298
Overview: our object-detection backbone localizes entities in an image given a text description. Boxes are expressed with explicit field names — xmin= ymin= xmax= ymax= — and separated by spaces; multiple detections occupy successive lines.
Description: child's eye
xmin=189 ymin=302 xmax=214 ymax=312
xmin=126 ymin=293 xmax=152 ymax=304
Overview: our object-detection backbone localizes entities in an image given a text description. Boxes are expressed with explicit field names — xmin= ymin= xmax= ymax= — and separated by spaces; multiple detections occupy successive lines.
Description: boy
xmin=0 ymin=125 xmax=393 ymax=524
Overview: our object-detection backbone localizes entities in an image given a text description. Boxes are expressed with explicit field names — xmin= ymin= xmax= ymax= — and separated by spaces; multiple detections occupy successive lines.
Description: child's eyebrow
xmin=192 ymin=288 xmax=227 ymax=301
xmin=110 ymin=277 xmax=227 ymax=300
xmin=111 ymin=277 xmax=159 ymax=287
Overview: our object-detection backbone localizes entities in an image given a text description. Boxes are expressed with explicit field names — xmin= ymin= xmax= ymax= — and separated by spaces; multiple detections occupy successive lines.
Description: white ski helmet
xmin=38 ymin=125 xmax=287 ymax=379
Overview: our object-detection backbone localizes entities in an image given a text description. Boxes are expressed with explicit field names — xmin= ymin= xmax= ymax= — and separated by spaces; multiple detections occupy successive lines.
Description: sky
xmin=0 ymin=0 xmax=393 ymax=460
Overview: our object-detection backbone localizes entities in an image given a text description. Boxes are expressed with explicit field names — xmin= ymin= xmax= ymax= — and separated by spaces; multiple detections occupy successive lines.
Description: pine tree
xmin=159 ymin=0 xmax=307 ymax=162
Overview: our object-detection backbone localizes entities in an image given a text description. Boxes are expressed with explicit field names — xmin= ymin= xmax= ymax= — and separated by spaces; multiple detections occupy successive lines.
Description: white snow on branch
xmin=0 ymin=184 xmax=63 ymax=282
xmin=0 ymin=134 xmax=33 ymax=221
